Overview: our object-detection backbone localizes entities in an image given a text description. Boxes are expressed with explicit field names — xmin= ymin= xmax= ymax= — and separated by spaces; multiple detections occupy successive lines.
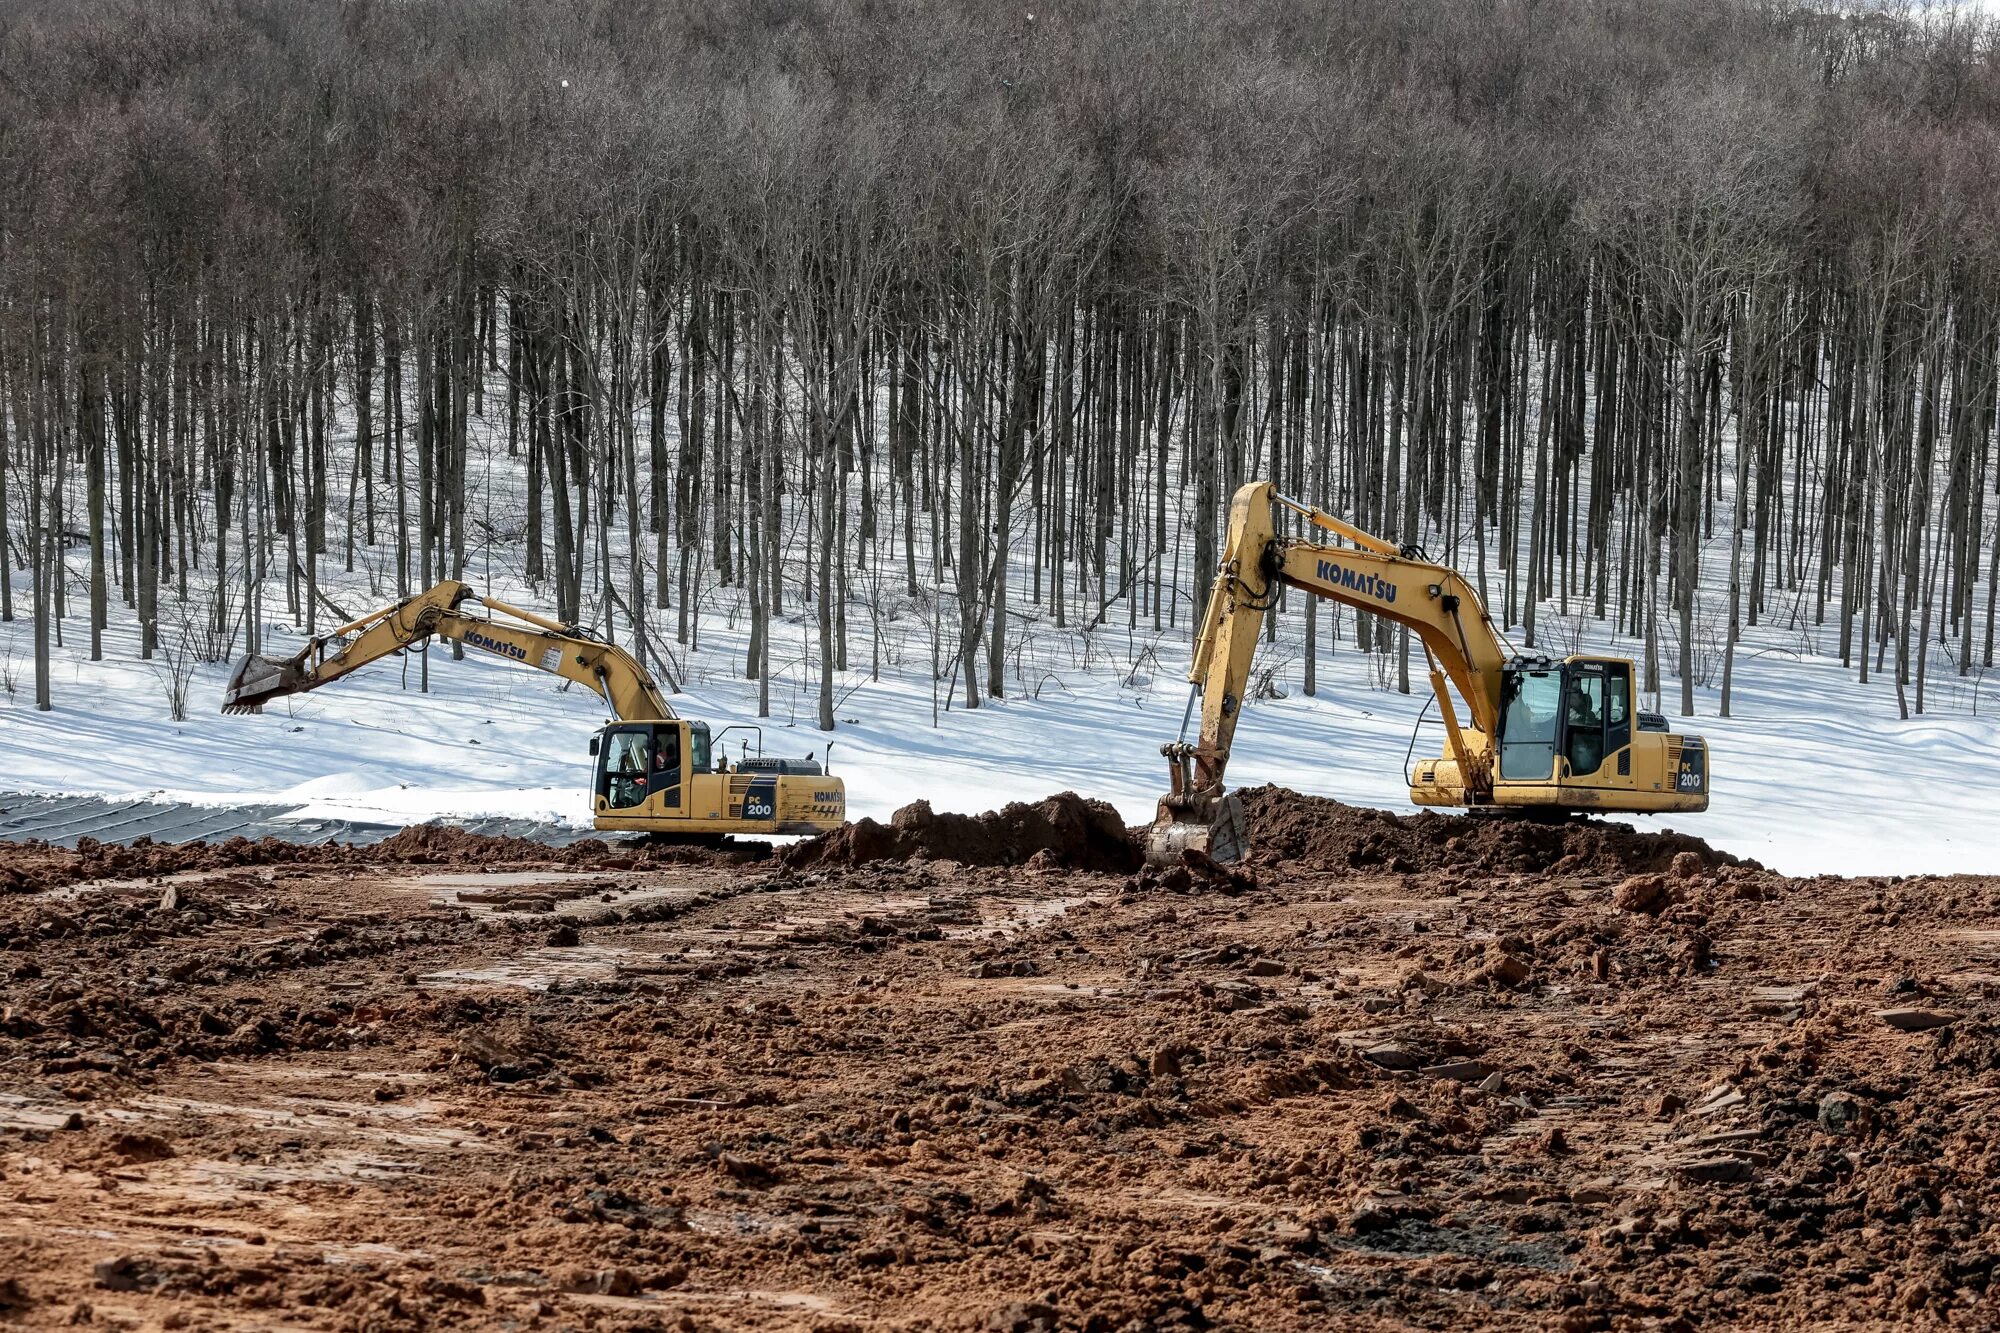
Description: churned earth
xmin=0 ymin=791 xmax=1993 ymax=1331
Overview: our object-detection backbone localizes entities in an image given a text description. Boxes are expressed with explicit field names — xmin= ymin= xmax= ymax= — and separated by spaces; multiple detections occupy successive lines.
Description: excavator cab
xmin=1484 ymin=657 xmax=1707 ymax=812
xmin=592 ymin=722 xmax=697 ymax=814
xmin=1496 ymin=659 xmax=1622 ymax=783
xmin=589 ymin=719 xmax=846 ymax=837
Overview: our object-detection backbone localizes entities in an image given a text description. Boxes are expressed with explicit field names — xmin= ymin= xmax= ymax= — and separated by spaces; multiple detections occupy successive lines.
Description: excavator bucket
xmin=222 ymin=650 xmax=310 ymax=714
xmin=1144 ymin=791 xmax=1248 ymax=868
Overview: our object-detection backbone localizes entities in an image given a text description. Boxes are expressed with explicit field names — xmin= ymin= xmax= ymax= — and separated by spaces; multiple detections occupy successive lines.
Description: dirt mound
xmin=0 ymin=835 xmax=345 ymax=895
xmin=784 ymin=793 xmax=1141 ymax=873
xmin=367 ymin=824 xmax=551 ymax=865
xmin=0 ymin=824 xmax=766 ymax=895
xmin=1234 ymin=785 xmax=1747 ymax=879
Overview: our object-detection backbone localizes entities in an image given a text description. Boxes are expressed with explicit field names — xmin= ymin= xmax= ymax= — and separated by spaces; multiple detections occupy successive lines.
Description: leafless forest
xmin=4 ymin=0 xmax=2000 ymax=730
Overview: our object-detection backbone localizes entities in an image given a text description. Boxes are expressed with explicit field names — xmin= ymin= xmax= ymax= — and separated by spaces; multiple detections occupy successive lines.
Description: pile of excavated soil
xmin=782 ymin=785 xmax=1739 ymax=881
xmin=784 ymin=792 xmax=1141 ymax=873
xmin=1235 ymin=784 xmax=1748 ymax=878
xmin=0 ymin=825 xmax=765 ymax=895
xmin=0 ymin=836 xmax=331 ymax=895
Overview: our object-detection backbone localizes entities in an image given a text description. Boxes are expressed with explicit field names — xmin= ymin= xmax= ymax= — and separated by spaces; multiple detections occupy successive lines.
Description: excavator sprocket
xmin=1144 ymin=792 xmax=1247 ymax=868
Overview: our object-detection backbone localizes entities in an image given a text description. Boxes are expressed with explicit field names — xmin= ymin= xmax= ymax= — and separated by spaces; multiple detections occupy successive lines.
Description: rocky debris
xmin=970 ymin=958 xmax=1040 ymax=979
xmin=1346 ymin=1187 xmax=1427 ymax=1234
xmin=1674 ymin=1154 xmax=1755 ymax=1183
xmin=1612 ymin=873 xmax=1672 ymax=914
xmin=718 ymin=1153 xmax=780 ymax=1186
xmin=108 ymin=1132 xmax=175 ymax=1163
xmin=1469 ymin=942 xmax=1534 ymax=988
xmin=91 ymin=1257 xmax=163 ymax=1293
xmin=1354 ymin=1040 xmax=1422 ymax=1070
xmin=1420 ymin=1058 xmax=1492 ymax=1082
xmin=784 ymin=793 xmax=1140 ymax=872
xmin=1876 ymin=1006 xmax=1959 ymax=1031
xmin=1931 ymin=1019 xmax=2000 ymax=1072
xmin=1126 ymin=850 xmax=1261 ymax=896
xmin=584 ymin=1268 xmax=640 ymax=1297
xmin=984 ymin=1301 xmax=1061 ymax=1333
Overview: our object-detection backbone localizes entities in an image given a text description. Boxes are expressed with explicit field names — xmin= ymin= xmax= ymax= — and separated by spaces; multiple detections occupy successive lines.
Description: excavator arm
xmin=222 ymin=580 xmax=674 ymax=722
xmin=1152 ymin=481 xmax=1513 ymax=862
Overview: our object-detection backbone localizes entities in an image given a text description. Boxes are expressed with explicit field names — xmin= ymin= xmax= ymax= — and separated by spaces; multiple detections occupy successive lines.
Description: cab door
xmin=648 ymin=722 xmax=684 ymax=813
xmin=1497 ymin=667 xmax=1562 ymax=784
xmin=593 ymin=723 xmax=687 ymax=818
xmin=595 ymin=726 xmax=651 ymax=814
xmin=1558 ymin=661 xmax=1634 ymax=796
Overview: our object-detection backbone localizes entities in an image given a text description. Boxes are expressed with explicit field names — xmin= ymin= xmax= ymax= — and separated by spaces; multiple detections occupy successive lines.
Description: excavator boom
xmin=223 ymin=581 xmax=673 ymax=721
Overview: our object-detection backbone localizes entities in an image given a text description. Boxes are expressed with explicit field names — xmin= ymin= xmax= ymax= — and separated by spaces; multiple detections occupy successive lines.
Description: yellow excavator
xmin=221 ymin=581 xmax=846 ymax=838
xmin=1150 ymin=481 xmax=1709 ymax=863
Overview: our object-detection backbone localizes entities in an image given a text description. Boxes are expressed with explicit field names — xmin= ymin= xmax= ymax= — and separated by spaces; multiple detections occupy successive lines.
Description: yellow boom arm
xmin=1156 ymin=481 xmax=1512 ymax=858
xmin=1177 ymin=481 xmax=1510 ymax=791
xmin=221 ymin=580 xmax=673 ymax=721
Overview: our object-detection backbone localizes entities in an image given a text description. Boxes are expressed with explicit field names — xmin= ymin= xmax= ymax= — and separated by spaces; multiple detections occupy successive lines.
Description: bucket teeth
xmin=222 ymin=651 xmax=309 ymax=713
xmin=1144 ymin=792 xmax=1247 ymax=868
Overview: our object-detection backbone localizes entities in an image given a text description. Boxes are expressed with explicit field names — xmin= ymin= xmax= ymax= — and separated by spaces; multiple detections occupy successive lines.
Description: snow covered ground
xmin=1 ymin=563 xmax=1996 ymax=877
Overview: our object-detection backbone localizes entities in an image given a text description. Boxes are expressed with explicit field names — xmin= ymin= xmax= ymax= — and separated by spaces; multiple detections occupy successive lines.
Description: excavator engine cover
xmin=223 ymin=651 xmax=311 ymax=714
xmin=1145 ymin=792 xmax=1248 ymax=868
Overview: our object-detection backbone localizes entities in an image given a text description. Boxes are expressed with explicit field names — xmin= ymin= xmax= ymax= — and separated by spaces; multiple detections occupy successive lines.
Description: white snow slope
xmin=2 ymin=562 xmax=1996 ymax=878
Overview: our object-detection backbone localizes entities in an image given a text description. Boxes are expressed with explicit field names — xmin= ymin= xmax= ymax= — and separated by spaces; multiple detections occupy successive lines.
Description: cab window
xmin=652 ymin=726 xmax=681 ymax=780
xmin=1499 ymin=669 xmax=1560 ymax=781
xmin=651 ymin=725 xmax=684 ymax=808
xmin=1605 ymin=663 xmax=1632 ymax=762
xmin=1565 ymin=669 xmax=1606 ymax=776
xmin=599 ymin=729 xmax=651 ymax=810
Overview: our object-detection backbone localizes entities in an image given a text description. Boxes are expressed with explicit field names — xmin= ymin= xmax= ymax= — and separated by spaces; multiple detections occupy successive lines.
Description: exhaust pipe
xmin=222 ymin=649 xmax=311 ymax=714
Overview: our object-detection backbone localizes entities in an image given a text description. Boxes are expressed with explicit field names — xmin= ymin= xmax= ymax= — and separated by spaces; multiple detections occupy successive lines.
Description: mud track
xmin=0 ymin=790 xmax=1993 ymax=1331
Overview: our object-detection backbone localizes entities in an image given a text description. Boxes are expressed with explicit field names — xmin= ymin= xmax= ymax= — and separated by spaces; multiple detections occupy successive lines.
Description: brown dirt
xmin=0 ymin=825 xmax=767 ymax=895
xmin=1235 ymin=784 xmax=1749 ymax=879
xmin=784 ymin=792 xmax=1141 ymax=874
xmin=0 ymin=790 xmax=1991 ymax=1332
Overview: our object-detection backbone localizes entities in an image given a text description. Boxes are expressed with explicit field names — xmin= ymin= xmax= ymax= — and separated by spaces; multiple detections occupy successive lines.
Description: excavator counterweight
xmin=1148 ymin=481 xmax=1709 ymax=864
